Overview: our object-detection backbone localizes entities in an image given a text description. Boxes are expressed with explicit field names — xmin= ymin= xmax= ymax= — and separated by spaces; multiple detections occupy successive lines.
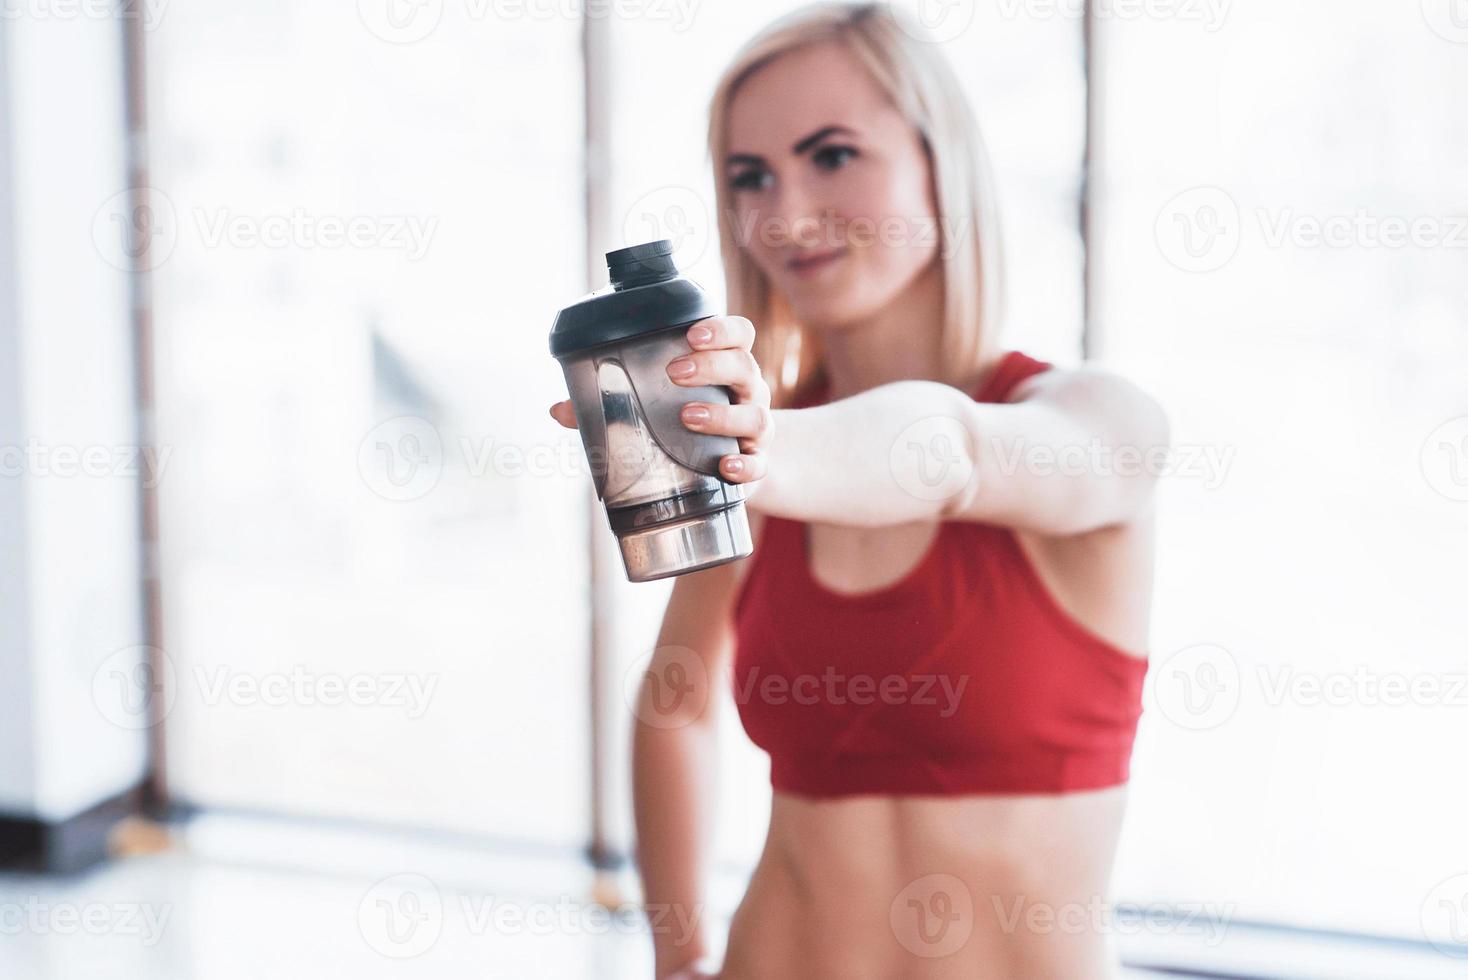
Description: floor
xmin=0 ymin=828 xmax=1151 ymax=979
xmin=0 ymin=813 xmax=1458 ymax=979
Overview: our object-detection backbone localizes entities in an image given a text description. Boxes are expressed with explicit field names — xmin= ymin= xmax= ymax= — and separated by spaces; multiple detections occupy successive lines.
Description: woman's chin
xmin=788 ymin=296 xmax=874 ymax=333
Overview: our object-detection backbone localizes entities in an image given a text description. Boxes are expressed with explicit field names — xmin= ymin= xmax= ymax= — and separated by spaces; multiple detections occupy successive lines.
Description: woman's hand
xmin=548 ymin=315 xmax=773 ymax=485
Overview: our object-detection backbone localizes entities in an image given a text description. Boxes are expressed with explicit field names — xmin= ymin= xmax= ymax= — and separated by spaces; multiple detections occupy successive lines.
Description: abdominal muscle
xmin=718 ymin=787 xmax=1130 ymax=980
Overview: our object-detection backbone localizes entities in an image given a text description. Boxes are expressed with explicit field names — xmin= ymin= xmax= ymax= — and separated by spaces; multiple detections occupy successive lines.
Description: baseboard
xmin=0 ymin=785 xmax=146 ymax=875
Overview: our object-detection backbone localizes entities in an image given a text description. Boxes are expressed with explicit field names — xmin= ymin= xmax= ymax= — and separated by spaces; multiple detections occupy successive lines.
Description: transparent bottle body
xmin=558 ymin=325 xmax=752 ymax=581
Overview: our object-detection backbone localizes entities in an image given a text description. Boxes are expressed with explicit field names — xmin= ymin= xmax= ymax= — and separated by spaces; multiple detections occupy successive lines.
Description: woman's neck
xmin=816 ymin=257 xmax=981 ymax=400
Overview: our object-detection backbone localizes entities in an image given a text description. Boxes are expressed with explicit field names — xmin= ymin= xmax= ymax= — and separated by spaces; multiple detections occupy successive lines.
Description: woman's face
xmin=725 ymin=41 xmax=941 ymax=331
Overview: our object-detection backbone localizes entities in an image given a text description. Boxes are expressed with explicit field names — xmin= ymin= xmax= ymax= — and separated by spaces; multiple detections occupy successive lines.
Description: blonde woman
xmin=550 ymin=4 xmax=1167 ymax=977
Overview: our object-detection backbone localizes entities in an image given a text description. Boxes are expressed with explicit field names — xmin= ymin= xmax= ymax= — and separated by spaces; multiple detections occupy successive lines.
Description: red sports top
xmin=732 ymin=351 xmax=1149 ymax=797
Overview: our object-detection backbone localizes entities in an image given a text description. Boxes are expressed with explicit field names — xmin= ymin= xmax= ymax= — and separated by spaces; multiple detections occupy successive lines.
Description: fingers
xmin=673 ymin=316 xmax=760 ymax=396
xmin=554 ymin=313 xmax=768 ymax=494
xmin=718 ymin=450 xmax=767 ymax=485
xmin=672 ymin=317 xmax=772 ymax=481
xmin=686 ymin=315 xmax=754 ymax=352
xmin=680 ymin=400 xmax=773 ymax=452
xmin=548 ymin=399 xmax=578 ymax=429
xmin=667 ymin=348 xmax=768 ymax=403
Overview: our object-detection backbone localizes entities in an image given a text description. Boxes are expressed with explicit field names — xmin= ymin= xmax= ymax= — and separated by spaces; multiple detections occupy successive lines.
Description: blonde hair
xmin=707 ymin=1 xmax=1005 ymax=407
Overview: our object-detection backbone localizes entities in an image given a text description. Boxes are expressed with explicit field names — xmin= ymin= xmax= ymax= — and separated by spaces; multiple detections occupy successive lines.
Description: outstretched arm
xmin=750 ymin=367 xmax=1170 ymax=535
xmin=548 ymin=315 xmax=1169 ymax=536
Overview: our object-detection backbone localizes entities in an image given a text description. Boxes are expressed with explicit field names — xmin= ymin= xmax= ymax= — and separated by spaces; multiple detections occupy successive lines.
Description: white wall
xmin=0 ymin=12 xmax=148 ymax=821
xmin=1099 ymin=0 xmax=1468 ymax=939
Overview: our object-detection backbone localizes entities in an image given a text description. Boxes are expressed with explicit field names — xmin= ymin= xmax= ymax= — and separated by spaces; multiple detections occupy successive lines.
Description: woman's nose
xmin=770 ymin=183 xmax=830 ymax=249
xmin=789 ymin=213 xmax=827 ymax=249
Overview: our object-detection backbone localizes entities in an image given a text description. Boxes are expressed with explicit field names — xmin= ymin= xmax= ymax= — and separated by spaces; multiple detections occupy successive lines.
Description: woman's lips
xmin=786 ymin=247 xmax=848 ymax=276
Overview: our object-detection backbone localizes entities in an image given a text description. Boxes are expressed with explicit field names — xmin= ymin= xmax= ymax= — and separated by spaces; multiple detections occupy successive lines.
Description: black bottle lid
xmin=606 ymin=240 xmax=678 ymax=288
xmin=549 ymin=240 xmax=720 ymax=359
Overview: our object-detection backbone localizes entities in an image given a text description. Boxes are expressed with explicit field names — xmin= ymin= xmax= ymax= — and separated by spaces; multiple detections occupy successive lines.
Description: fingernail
xmin=682 ymin=404 xmax=710 ymax=424
xmin=688 ymin=324 xmax=713 ymax=345
xmin=724 ymin=457 xmax=744 ymax=474
xmin=668 ymin=357 xmax=695 ymax=378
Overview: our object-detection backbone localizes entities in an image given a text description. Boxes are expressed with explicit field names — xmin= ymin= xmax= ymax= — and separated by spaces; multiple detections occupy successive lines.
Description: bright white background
xmin=139 ymin=0 xmax=1468 ymax=947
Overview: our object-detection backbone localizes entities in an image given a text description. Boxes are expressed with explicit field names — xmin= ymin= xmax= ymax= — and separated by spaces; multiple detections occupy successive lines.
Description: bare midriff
xmin=719 ymin=786 xmax=1129 ymax=980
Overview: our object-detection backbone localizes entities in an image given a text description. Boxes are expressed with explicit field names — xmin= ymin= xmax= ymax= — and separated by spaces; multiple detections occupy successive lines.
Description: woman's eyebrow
xmin=725 ymin=125 xmax=858 ymax=167
xmin=791 ymin=125 xmax=855 ymax=155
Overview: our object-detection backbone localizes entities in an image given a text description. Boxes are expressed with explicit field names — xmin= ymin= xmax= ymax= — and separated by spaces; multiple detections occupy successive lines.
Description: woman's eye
xmin=730 ymin=169 xmax=772 ymax=192
xmin=812 ymin=145 xmax=858 ymax=171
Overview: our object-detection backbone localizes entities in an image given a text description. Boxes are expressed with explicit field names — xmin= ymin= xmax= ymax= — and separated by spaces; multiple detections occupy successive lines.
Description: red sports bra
xmin=731 ymin=351 xmax=1149 ymax=797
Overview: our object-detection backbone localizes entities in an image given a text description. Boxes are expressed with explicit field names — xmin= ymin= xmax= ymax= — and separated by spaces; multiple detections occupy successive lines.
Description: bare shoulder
xmin=1012 ymin=364 xmax=1169 ymax=440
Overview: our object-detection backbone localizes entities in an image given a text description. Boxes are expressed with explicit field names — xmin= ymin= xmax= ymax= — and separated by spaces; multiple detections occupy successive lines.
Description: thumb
xmin=549 ymin=399 xmax=579 ymax=429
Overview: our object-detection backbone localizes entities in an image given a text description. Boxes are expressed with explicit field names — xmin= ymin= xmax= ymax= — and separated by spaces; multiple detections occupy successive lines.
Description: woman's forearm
xmin=632 ymin=694 xmax=717 ymax=975
xmin=747 ymin=379 xmax=981 ymax=527
xmin=743 ymin=371 xmax=1167 ymax=535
